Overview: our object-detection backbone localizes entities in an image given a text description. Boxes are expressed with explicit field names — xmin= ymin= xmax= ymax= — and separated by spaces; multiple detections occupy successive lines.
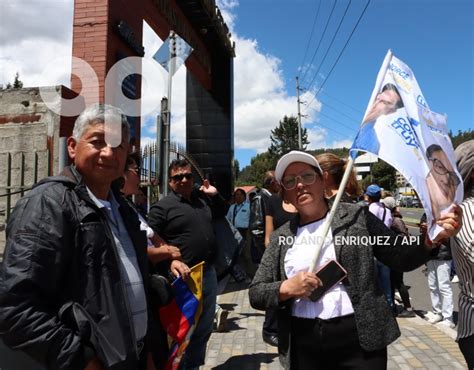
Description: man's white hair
xmin=72 ymin=103 xmax=130 ymax=142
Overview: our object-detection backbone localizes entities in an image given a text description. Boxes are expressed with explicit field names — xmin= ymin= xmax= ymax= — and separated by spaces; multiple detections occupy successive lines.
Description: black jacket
xmin=0 ymin=166 xmax=150 ymax=370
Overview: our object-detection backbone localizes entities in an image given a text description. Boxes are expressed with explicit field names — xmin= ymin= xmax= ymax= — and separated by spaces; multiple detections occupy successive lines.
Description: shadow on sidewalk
xmin=221 ymin=281 xmax=251 ymax=294
xmin=211 ymin=352 xmax=278 ymax=370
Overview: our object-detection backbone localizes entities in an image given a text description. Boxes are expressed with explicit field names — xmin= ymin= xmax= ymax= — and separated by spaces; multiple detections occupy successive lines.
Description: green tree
xmin=237 ymin=151 xmax=275 ymax=186
xmin=1 ymin=72 xmax=23 ymax=90
xmin=370 ymin=159 xmax=396 ymax=191
xmin=13 ymin=72 xmax=23 ymax=88
xmin=268 ymin=115 xmax=309 ymax=162
xmin=449 ymin=129 xmax=474 ymax=149
xmin=232 ymin=158 xmax=240 ymax=181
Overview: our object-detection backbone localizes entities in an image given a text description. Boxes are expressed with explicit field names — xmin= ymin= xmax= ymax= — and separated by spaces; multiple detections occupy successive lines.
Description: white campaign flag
xmin=350 ymin=50 xmax=463 ymax=239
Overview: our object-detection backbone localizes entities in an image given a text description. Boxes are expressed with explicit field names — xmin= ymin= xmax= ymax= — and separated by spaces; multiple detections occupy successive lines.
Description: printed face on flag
xmin=425 ymin=144 xmax=459 ymax=220
xmin=350 ymin=50 xmax=463 ymax=240
xmin=362 ymin=83 xmax=404 ymax=124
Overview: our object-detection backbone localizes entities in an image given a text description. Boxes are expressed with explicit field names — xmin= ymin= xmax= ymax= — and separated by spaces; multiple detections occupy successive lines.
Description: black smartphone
xmin=309 ymin=259 xmax=348 ymax=302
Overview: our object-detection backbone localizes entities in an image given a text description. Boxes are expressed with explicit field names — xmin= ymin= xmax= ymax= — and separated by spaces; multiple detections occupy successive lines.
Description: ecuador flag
xmin=159 ymin=262 xmax=204 ymax=370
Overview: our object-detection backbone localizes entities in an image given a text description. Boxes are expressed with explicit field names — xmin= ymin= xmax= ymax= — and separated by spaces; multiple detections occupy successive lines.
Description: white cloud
xmin=330 ymin=138 xmax=353 ymax=149
xmin=0 ymin=0 xmax=330 ymax=160
xmin=0 ymin=0 xmax=73 ymax=47
xmin=0 ymin=1 xmax=74 ymax=87
xmin=140 ymin=22 xmax=187 ymax=146
xmin=306 ymin=126 xmax=328 ymax=150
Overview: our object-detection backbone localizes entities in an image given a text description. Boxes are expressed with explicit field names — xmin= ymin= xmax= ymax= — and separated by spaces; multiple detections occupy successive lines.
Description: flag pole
xmin=308 ymin=157 xmax=356 ymax=273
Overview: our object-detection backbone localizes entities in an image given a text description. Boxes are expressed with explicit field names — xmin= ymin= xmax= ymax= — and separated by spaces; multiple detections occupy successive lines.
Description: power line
xmin=303 ymin=93 xmax=360 ymax=125
xmin=298 ymin=0 xmax=322 ymax=76
xmin=303 ymin=0 xmax=352 ymax=93
xmin=321 ymin=90 xmax=365 ymax=115
xmin=299 ymin=0 xmax=338 ymax=84
xmin=318 ymin=99 xmax=360 ymax=124
xmin=307 ymin=120 xmax=352 ymax=140
xmin=304 ymin=0 xmax=371 ymax=112
xmin=318 ymin=110 xmax=358 ymax=132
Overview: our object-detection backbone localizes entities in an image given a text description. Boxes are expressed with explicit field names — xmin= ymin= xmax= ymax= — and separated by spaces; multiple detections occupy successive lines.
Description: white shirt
xmin=284 ymin=216 xmax=354 ymax=320
xmin=369 ymin=202 xmax=393 ymax=227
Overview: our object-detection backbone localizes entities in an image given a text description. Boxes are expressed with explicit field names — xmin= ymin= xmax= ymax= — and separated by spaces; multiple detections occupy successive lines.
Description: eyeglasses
xmin=281 ymin=170 xmax=317 ymax=190
xmin=429 ymin=158 xmax=460 ymax=186
xmin=171 ymin=172 xmax=193 ymax=182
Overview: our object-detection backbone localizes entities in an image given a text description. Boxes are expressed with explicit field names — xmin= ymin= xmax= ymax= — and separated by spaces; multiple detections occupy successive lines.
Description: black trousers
xmin=390 ymin=269 xmax=412 ymax=309
xmin=290 ymin=315 xmax=387 ymax=370
xmin=263 ymin=307 xmax=278 ymax=337
xmin=458 ymin=334 xmax=474 ymax=369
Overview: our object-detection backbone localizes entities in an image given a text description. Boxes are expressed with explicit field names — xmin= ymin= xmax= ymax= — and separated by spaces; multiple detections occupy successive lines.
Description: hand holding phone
xmin=309 ymin=259 xmax=347 ymax=302
xmin=280 ymin=271 xmax=322 ymax=301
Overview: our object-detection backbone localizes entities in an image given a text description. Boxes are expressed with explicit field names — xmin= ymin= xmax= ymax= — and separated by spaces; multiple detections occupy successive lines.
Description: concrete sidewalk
xmin=203 ymin=281 xmax=467 ymax=370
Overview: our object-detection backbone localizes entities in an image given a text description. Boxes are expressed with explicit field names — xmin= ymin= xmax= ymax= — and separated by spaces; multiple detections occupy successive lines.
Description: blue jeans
xmin=376 ymin=259 xmax=394 ymax=309
xmin=180 ymin=265 xmax=217 ymax=369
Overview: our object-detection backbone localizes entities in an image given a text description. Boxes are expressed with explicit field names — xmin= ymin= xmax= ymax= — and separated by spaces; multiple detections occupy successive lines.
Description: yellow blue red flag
xmin=159 ymin=262 xmax=204 ymax=370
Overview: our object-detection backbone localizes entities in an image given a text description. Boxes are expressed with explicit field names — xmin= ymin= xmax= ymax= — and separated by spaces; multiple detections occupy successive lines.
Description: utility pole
xmin=160 ymin=31 xmax=176 ymax=197
xmin=296 ymin=76 xmax=303 ymax=150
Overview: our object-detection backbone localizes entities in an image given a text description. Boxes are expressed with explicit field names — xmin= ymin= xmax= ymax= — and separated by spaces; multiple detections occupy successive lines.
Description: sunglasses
xmin=171 ymin=172 xmax=193 ymax=182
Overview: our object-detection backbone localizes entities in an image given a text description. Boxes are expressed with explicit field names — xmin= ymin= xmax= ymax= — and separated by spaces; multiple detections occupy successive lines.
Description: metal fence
xmin=139 ymin=141 xmax=204 ymax=210
xmin=0 ymin=150 xmax=51 ymax=257
xmin=0 ymin=143 xmax=203 ymax=256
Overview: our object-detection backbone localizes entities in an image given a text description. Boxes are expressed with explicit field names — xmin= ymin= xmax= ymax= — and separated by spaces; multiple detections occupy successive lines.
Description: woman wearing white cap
xmin=248 ymin=150 xmax=462 ymax=370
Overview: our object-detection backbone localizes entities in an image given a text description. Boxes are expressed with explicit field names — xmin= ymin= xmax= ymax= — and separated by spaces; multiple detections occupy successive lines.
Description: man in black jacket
xmin=0 ymin=104 xmax=154 ymax=370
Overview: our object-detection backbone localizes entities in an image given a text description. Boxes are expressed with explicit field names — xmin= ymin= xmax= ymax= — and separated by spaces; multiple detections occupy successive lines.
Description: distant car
xmin=411 ymin=199 xmax=421 ymax=208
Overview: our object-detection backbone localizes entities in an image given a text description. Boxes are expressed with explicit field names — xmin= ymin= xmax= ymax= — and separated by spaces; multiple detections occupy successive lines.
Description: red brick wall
xmin=70 ymin=0 xmax=214 ymax=146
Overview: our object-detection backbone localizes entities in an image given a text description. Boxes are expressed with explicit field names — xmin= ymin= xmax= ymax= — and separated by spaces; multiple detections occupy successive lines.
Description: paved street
xmin=203 ymin=280 xmax=467 ymax=370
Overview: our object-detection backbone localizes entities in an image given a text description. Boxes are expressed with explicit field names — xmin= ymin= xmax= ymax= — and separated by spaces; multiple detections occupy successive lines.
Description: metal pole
xmin=160 ymin=98 xmax=169 ymax=197
xmin=161 ymin=30 xmax=176 ymax=197
xmin=58 ymin=137 xmax=68 ymax=173
xmin=296 ymin=76 xmax=302 ymax=150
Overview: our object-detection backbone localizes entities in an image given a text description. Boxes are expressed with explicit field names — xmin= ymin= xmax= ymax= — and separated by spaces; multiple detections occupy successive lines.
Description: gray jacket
xmin=249 ymin=203 xmax=430 ymax=369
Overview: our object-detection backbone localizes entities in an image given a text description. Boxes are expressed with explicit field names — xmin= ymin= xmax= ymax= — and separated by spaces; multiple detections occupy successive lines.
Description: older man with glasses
xmin=0 ymin=104 xmax=155 ymax=370
xmin=147 ymin=159 xmax=227 ymax=370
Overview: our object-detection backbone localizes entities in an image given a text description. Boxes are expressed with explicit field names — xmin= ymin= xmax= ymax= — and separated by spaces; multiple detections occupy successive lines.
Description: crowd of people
xmin=0 ymin=104 xmax=471 ymax=370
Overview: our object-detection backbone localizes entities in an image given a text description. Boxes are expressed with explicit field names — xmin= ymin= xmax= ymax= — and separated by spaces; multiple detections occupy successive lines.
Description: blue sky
xmin=225 ymin=0 xmax=473 ymax=167
xmin=1 ymin=0 xmax=472 ymax=169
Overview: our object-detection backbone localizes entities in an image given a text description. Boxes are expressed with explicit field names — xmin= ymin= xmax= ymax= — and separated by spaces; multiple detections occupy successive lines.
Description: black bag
xmin=249 ymin=192 xmax=267 ymax=263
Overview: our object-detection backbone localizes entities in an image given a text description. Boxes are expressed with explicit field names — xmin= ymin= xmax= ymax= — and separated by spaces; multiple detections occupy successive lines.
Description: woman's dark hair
xmin=316 ymin=153 xmax=361 ymax=196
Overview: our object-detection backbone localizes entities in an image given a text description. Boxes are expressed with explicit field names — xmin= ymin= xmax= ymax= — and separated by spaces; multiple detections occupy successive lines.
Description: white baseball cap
xmin=275 ymin=150 xmax=322 ymax=183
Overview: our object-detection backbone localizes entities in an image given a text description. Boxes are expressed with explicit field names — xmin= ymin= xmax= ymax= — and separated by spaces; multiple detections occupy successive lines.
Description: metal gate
xmin=0 ymin=150 xmax=51 ymax=257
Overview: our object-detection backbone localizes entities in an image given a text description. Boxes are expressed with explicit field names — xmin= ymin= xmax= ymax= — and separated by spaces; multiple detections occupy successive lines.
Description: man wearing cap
xmin=365 ymin=184 xmax=393 ymax=227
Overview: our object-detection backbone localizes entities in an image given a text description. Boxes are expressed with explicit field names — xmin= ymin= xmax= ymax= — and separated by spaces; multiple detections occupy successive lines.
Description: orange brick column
xmin=71 ymin=0 xmax=109 ymax=102
xmin=70 ymin=0 xmax=143 ymax=145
